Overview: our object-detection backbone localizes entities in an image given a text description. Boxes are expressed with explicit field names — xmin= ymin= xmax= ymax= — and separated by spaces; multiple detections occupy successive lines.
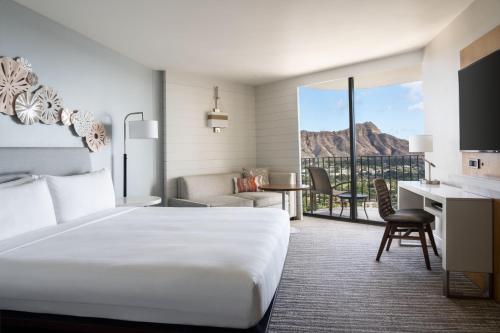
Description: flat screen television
xmin=459 ymin=49 xmax=500 ymax=152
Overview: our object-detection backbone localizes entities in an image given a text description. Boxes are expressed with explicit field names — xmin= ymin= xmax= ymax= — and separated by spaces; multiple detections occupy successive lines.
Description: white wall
xmin=0 ymin=0 xmax=164 ymax=199
xmin=254 ymin=50 xmax=423 ymax=216
xmin=164 ymin=70 xmax=256 ymax=199
xmin=422 ymin=0 xmax=500 ymax=181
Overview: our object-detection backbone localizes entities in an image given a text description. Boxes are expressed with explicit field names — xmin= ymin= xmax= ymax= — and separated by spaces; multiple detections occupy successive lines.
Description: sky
xmin=298 ymin=81 xmax=424 ymax=139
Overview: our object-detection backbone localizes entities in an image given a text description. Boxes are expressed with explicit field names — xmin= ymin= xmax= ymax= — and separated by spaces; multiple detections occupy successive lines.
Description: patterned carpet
xmin=267 ymin=217 xmax=500 ymax=333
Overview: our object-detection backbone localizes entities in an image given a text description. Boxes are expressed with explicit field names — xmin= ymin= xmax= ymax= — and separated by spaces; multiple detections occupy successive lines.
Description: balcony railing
xmin=301 ymin=155 xmax=425 ymax=216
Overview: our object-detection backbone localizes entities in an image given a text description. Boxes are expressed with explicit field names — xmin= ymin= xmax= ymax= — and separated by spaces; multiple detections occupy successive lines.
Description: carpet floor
xmin=267 ymin=217 xmax=500 ymax=332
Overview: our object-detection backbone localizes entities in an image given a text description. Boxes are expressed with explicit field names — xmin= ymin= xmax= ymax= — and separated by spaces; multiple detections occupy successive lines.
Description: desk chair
xmin=373 ymin=178 xmax=438 ymax=270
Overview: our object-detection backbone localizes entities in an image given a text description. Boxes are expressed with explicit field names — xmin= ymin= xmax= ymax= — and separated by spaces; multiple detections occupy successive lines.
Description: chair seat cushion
xmin=385 ymin=209 xmax=435 ymax=223
xmin=234 ymin=192 xmax=284 ymax=208
xmin=195 ymin=195 xmax=254 ymax=207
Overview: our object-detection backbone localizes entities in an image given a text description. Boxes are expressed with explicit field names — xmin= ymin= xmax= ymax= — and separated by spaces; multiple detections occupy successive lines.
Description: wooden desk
xmin=398 ymin=181 xmax=493 ymax=297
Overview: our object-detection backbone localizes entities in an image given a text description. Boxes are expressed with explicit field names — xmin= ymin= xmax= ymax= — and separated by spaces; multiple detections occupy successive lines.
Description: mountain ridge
xmin=301 ymin=122 xmax=409 ymax=158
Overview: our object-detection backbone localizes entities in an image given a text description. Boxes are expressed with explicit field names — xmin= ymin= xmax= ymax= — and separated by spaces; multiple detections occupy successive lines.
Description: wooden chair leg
xmin=418 ymin=225 xmax=431 ymax=270
xmin=386 ymin=225 xmax=395 ymax=251
xmin=329 ymin=195 xmax=333 ymax=216
xmin=376 ymin=223 xmax=392 ymax=261
xmin=426 ymin=224 xmax=439 ymax=256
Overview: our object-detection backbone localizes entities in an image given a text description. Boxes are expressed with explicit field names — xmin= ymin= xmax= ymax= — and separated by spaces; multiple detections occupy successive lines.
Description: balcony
xmin=301 ymin=155 xmax=425 ymax=221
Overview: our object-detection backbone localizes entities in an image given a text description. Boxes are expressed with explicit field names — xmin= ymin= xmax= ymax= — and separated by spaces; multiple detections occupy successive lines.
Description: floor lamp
xmin=123 ymin=112 xmax=158 ymax=197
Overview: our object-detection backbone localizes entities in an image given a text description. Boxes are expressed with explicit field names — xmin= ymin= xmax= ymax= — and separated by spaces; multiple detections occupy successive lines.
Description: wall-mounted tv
xmin=459 ymin=49 xmax=500 ymax=152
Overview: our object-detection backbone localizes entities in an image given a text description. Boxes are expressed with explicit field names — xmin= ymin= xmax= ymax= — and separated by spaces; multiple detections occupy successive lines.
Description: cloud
xmin=336 ymin=98 xmax=347 ymax=111
xmin=374 ymin=105 xmax=392 ymax=113
xmin=401 ymin=81 xmax=422 ymax=102
xmin=354 ymin=94 xmax=364 ymax=106
xmin=408 ymin=101 xmax=423 ymax=112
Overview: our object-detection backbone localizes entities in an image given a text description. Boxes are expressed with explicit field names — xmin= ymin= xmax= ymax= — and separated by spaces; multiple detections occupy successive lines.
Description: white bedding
xmin=0 ymin=207 xmax=290 ymax=329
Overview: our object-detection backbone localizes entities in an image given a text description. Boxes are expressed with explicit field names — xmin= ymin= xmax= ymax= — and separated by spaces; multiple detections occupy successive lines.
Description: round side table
xmin=338 ymin=193 xmax=369 ymax=219
xmin=259 ymin=184 xmax=309 ymax=211
xmin=116 ymin=196 xmax=162 ymax=207
xmin=259 ymin=184 xmax=309 ymax=234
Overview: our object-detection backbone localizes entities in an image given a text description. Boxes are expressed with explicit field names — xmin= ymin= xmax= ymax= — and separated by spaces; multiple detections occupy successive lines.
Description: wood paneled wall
xmin=460 ymin=25 xmax=500 ymax=68
xmin=459 ymin=24 xmax=500 ymax=302
xmin=164 ymin=70 xmax=256 ymax=199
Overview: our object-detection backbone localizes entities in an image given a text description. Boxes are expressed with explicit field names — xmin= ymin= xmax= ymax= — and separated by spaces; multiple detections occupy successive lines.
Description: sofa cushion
xmin=234 ymin=192 xmax=285 ymax=208
xmin=195 ymin=195 xmax=254 ymax=207
xmin=178 ymin=173 xmax=241 ymax=200
xmin=242 ymin=167 xmax=270 ymax=185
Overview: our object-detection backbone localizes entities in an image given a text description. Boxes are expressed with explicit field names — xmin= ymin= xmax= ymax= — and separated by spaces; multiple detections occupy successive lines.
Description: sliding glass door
xmin=299 ymin=68 xmax=424 ymax=222
xmin=299 ymin=78 xmax=355 ymax=221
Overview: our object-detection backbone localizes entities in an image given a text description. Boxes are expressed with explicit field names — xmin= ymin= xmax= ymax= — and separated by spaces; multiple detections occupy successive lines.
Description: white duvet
xmin=0 ymin=207 xmax=290 ymax=329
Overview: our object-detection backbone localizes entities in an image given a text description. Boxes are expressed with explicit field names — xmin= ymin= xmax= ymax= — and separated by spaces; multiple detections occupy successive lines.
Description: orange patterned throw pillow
xmin=233 ymin=176 xmax=261 ymax=194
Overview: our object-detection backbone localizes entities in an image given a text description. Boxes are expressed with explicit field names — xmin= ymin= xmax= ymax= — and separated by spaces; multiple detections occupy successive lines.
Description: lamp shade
xmin=129 ymin=120 xmax=158 ymax=139
xmin=409 ymin=135 xmax=433 ymax=153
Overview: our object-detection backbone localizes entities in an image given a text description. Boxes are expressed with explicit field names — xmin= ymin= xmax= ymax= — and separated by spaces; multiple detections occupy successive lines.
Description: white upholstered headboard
xmin=0 ymin=147 xmax=92 ymax=176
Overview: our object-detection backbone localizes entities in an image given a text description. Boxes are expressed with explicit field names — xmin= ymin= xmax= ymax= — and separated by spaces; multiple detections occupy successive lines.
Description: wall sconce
xmin=207 ymin=86 xmax=228 ymax=133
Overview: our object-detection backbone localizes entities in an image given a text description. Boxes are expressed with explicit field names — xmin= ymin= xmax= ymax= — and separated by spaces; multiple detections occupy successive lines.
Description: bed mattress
xmin=0 ymin=207 xmax=290 ymax=329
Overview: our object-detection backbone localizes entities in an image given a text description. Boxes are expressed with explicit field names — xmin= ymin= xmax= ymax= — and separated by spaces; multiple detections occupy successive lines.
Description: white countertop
xmin=398 ymin=181 xmax=488 ymax=200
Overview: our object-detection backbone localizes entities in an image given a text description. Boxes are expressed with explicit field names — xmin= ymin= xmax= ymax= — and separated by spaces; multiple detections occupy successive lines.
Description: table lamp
xmin=409 ymin=134 xmax=440 ymax=185
xmin=123 ymin=112 xmax=158 ymax=197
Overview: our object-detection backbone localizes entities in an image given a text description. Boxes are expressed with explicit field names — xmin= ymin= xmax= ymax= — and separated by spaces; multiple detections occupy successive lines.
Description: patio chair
xmin=307 ymin=167 xmax=349 ymax=215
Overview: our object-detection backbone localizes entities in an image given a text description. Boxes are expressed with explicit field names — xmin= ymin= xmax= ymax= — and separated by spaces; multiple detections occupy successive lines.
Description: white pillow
xmin=45 ymin=169 xmax=116 ymax=223
xmin=0 ymin=173 xmax=31 ymax=184
xmin=0 ymin=176 xmax=34 ymax=189
xmin=0 ymin=178 xmax=57 ymax=241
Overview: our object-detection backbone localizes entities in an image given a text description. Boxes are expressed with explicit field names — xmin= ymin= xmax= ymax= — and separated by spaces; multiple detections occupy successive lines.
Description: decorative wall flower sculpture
xmin=60 ymin=108 xmax=74 ymax=126
xmin=15 ymin=90 xmax=42 ymax=125
xmin=37 ymin=86 xmax=63 ymax=124
xmin=15 ymin=58 xmax=38 ymax=86
xmin=85 ymin=122 xmax=106 ymax=152
xmin=0 ymin=57 xmax=30 ymax=115
xmin=71 ymin=110 xmax=94 ymax=137
xmin=2 ymin=55 xmax=109 ymax=153
xmin=15 ymin=57 xmax=32 ymax=72
xmin=26 ymin=72 xmax=39 ymax=86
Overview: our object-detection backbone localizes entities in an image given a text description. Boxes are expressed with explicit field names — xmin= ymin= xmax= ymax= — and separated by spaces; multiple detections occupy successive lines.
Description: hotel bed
xmin=0 ymin=148 xmax=290 ymax=332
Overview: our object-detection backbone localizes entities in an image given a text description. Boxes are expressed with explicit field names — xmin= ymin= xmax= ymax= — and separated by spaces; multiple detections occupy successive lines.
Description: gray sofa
xmin=168 ymin=172 xmax=297 ymax=218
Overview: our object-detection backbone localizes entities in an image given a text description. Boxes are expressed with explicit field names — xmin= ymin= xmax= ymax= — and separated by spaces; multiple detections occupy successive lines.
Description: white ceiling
xmin=308 ymin=64 xmax=422 ymax=90
xmin=15 ymin=0 xmax=473 ymax=85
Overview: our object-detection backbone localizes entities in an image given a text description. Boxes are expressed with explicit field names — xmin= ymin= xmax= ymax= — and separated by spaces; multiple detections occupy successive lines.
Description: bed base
xmin=0 ymin=297 xmax=274 ymax=333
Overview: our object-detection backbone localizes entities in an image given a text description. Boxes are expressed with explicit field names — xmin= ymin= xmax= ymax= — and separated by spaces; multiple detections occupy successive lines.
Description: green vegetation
xmin=302 ymin=156 xmax=424 ymax=212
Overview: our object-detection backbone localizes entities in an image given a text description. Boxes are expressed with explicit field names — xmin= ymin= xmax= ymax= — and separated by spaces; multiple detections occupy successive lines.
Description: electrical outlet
xmin=467 ymin=158 xmax=481 ymax=169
